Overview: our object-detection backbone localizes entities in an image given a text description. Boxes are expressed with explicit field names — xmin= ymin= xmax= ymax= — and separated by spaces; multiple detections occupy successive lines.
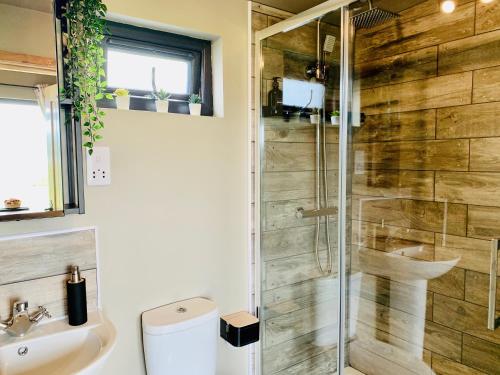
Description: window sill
xmin=98 ymin=96 xmax=212 ymax=116
xmin=0 ymin=210 xmax=64 ymax=222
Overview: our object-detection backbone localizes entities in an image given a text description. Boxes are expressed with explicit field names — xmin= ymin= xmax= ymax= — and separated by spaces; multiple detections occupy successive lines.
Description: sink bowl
xmin=355 ymin=247 xmax=460 ymax=281
xmin=0 ymin=311 xmax=115 ymax=375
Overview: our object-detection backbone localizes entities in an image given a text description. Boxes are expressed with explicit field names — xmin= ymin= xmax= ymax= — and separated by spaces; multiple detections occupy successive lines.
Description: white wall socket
xmin=86 ymin=146 xmax=111 ymax=186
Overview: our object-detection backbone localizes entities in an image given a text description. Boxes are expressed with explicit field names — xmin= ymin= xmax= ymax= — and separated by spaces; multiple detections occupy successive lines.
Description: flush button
xmin=176 ymin=307 xmax=187 ymax=313
xmin=18 ymin=346 xmax=28 ymax=356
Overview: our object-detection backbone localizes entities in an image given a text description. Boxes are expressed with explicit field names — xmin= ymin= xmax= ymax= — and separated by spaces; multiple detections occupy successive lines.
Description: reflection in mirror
xmin=0 ymin=0 xmax=63 ymax=219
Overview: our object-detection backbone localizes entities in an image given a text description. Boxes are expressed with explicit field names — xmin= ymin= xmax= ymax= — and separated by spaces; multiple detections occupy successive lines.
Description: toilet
xmin=142 ymin=297 xmax=218 ymax=375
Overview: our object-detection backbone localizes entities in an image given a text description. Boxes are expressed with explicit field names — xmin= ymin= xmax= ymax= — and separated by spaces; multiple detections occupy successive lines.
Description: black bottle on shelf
xmin=67 ymin=265 xmax=88 ymax=326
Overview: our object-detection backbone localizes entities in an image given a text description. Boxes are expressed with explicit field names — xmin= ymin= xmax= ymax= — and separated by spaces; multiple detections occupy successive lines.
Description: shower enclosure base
xmin=339 ymin=367 xmax=364 ymax=375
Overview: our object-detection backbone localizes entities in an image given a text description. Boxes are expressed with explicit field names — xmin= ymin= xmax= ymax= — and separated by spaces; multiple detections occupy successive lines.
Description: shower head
xmin=351 ymin=0 xmax=399 ymax=30
xmin=323 ymin=35 xmax=336 ymax=53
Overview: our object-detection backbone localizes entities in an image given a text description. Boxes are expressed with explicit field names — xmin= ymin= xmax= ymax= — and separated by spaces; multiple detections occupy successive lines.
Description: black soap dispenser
xmin=67 ymin=265 xmax=87 ymax=326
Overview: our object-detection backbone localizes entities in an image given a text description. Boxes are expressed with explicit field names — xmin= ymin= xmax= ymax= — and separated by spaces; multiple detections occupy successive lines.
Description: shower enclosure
xmin=254 ymin=0 xmax=500 ymax=374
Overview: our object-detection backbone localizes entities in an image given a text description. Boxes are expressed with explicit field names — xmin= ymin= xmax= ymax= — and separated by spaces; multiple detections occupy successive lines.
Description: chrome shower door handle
xmin=488 ymin=239 xmax=499 ymax=330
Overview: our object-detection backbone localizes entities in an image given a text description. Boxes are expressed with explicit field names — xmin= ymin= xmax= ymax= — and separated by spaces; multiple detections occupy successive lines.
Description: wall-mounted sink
xmin=0 ymin=311 xmax=115 ymax=375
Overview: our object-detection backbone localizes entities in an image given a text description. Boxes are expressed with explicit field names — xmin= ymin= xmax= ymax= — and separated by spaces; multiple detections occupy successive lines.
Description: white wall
xmin=0 ymin=0 xmax=250 ymax=374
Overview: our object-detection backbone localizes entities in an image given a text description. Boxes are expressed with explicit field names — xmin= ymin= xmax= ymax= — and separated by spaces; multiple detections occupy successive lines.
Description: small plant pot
xmin=310 ymin=114 xmax=320 ymax=124
xmin=155 ymin=100 xmax=169 ymax=113
xmin=330 ymin=116 xmax=340 ymax=125
xmin=115 ymin=95 xmax=130 ymax=110
xmin=189 ymin=103 xmax=202 ymax=116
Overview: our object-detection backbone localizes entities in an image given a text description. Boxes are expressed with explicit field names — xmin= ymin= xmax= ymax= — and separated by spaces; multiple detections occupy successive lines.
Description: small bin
xmin=220 ymin=311 xmax=259 ymax=347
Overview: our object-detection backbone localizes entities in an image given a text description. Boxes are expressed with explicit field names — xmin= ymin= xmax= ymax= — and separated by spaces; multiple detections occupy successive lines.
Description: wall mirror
xmin=0 ymin=0 xmax=83 ymax=222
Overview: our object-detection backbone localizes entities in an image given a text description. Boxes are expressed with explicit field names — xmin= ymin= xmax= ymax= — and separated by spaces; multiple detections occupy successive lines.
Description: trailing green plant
xmin=331 ymin=110 xmax=340 ymax=116
xmin=64 ymin=0 xmax=112 ymax=155
xmin=188 ymin=93 xmax=202 ymax=104
xmin=153 ymin=89 xmax=171 ymax=101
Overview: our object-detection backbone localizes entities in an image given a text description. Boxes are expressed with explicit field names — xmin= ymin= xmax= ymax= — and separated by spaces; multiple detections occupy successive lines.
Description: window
xmin=0 ymin=99 xmax=52 ymax=212
xmin=102 ymin=22 xmax=213 ymax=115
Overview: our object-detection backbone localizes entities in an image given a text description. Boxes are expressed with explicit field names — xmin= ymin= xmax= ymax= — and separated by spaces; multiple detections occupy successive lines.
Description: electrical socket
xmin=86 ymin=146 xmax=111 ymax=186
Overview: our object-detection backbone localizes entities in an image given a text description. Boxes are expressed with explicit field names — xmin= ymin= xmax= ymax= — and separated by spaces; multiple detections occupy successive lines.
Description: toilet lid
xmin=142 ymin=297 xmax=218 ymax=335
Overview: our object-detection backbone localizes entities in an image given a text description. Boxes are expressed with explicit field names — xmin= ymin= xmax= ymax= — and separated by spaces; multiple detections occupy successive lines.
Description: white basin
xmin=0 ymin=311 xmax=115 ymax=375
xmin=356 ymin=247 xmax=460 ymax=281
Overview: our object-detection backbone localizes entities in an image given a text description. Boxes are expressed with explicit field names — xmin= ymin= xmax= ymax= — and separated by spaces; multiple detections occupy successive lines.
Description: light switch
xmin=86 ymin=147 xmax=111 ymax=186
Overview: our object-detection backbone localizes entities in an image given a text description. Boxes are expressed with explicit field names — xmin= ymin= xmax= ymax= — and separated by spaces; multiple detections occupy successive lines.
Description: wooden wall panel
xmin=0 ymin=229 xmax=97 ymax=285
xmin=468 ymin=205 xmax=500 ymax=239
xmin=266 ymin=23 xmax=317 ymax=56
xmin=435 ymin=234 xmax=499 ymax=274
xmin=431 ymin=353 xmax=487 ymax=375
xmin=262 ymin=170 xmax=338 ymax=202
xmin=355 ymin=46 xmax=438 ymax=89
xmin=473 ymin=66 xmax=500 ymax=103
xmin=262 ymin=277 xmax=334 ymax=320
xmin=272 ymin=349 xmax=336 ymax=375
xmin=0 ymin=270 xmax=98 ymax=321
xmin=354 ymin=140 xmax=468 ymax=171
xmin=352 ymin=220 xmax=435 ymax=261
xmin=464 ymin=270 xmax=500 ymax=309
xmin=470 ymin=138 xmax=500 ymax=171
xmin=353 ymin=110 xmax=436 ymax=143
xmin=356 ymin=273 xmax=433 ymax=318
xmin=262 ymin=225 xmax=332 ymax=261
xmin=355 ymin=3 xmax=474 ymax=63
xmin=262 ymin=331 xmax=331 ymax=374
xmin=262 ymin=47 xmax=284 ymax=80
xmin=251 ymin=11 xmax=267 ymax=44
xmin=356 ymin=297 xmax=463 ymax=361
xmin=0 ymin=229 xmax=98 ymax=321
xmin=352 ymin=170 xmax=434 ymax=200
xmin=428 ymin=267 xmax=465 ymax=300
xmin=361 ymin=72 xmax=472 ymax=115
xmin=433 ymin=294 xmax=500 ymax=346
xmin=462 ymin=335 xmax=500 ymax=375
xmin=437 ymin=102 xmax=500 ymax=139
xmin=350 ymin=331 xmax=432 ymax=375
xmin=263 ymin=249 xmax=333 ymax=289
xmin=264 ymin=296 xmax=335 ymax=347
xmin=352 ymin=197 xmax=467 ymax=236
xmin=264 ymin=197 xmax=337 ymax=231
xmin=265 ymin=124 xmax=339 ymax=144
xmin=264 ymin=142 xmax=338 ymax=172
xmin=436 ymin=172 xmax=500 ymax=207
xmin=476 ymin=0 xmax=500 ymax=34
xmin=439 ymin=29 xmax=500 ymax=74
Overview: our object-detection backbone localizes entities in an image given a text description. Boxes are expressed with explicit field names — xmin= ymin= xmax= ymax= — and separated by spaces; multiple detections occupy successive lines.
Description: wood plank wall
xmin=252 ymin=3 xmax=343 ymax=374
xmin=351 ymin=1 xmax=500 ymax=374
xmin=0 ymin=229 xmax=98 ymax=322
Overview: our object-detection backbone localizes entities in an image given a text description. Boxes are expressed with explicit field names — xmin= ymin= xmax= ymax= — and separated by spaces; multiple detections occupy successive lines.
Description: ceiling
xmin=256 ymin=0 xmax=426 ymax=15
xmin=0 ymin=0 xmax=52 ymax=13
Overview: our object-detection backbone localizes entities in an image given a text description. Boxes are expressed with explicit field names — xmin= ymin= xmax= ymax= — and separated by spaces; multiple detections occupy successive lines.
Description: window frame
xmin=101 ymin=21 xmax=213 ymax=116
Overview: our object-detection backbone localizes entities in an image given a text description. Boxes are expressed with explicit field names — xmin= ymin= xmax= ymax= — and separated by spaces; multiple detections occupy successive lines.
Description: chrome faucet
xmin=0 ymin=301 xmax=51 ymax=337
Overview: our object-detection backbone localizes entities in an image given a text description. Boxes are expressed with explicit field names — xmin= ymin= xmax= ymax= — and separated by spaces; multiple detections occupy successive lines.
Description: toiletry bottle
xmin=67 ymin=265 xmax=87 ymax=326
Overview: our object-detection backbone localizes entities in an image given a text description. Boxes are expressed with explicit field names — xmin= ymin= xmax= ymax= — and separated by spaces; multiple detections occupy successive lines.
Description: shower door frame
xmin=253 ymin=1 xmax=354 ymax=374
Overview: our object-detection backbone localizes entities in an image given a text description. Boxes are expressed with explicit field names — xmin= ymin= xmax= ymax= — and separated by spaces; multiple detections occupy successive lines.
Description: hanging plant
xmin=63 ymin=0 xmax=112 ymax=155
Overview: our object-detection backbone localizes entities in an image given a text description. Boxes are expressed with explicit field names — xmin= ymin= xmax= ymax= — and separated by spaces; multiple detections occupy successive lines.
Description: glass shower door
xmin=347 ymin=0 xmax=500 ymax=374
xmin=257 ymin=8 xmax=344 ymax=375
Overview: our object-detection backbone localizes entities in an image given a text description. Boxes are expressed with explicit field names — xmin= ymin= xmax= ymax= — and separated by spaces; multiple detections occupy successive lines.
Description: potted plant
xmin=331 ymin=110 xmax=340 ymax=125
xmin=114 ymin=88 xmax=130 ymax=110
xmin=310 ymin=108 xmax=320 ymax=124
xmin=188 ymin=94 xmax=202 ymax=116
xmin=152 ymin=89 xmax=171 ymax=113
